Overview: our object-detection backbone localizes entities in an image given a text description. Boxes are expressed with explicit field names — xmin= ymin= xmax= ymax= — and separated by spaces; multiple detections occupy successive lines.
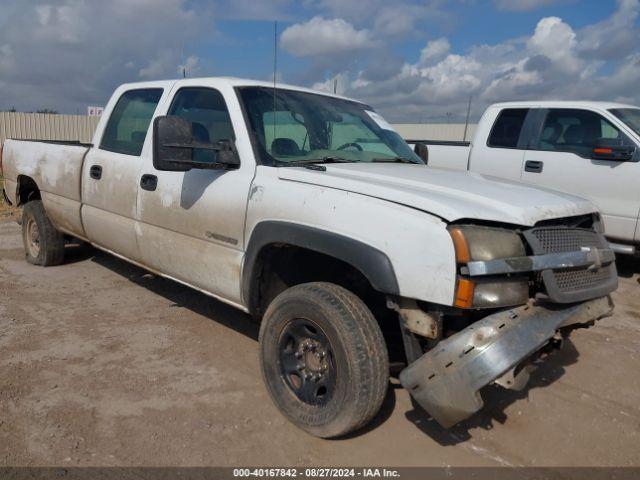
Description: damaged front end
xmin=399 ymin=215 xmax=617 ymax=428
xmin=399 ymin=295 xmax=613 ymax=428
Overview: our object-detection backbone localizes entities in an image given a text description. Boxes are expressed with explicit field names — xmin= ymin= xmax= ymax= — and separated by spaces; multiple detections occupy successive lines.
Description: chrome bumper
xmin=399 ymin=295 xmax=613 ymax=428
xmin=465 ymin=246 xmax=615 ymax=276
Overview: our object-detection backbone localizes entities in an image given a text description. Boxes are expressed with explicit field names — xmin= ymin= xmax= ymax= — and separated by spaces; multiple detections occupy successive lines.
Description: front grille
xmin=530 ymin=227 xmax=601 ymax=253
xmin=553 ymin=266 xmax=615 ymax=293
xmin=524 ymin=226 xmax=616 ymax=302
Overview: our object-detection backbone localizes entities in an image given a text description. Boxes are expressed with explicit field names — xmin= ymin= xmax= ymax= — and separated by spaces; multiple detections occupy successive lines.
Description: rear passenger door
xmin=82 ymin=87 xmax=166 ymax=261
xmin=521 ymin=108 xmax=640 ymax=241
xmin=468 ymin=107 xmax=532 ymax=180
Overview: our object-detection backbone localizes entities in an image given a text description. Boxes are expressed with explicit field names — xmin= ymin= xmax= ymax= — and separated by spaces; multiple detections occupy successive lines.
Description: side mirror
xmin=152 ymin=116 xmax=240 ymax=171
xmin=592 ymin=138 xmax=636 ymax=162
xmin=414 ymin=142 xmax=429 ymax=165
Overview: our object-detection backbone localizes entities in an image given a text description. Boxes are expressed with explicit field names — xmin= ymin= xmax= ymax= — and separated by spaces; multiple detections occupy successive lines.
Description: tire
xmin=259 ymin=282 xmax=389 ymax=438
xmin=21 ymin=200 xmax=65 ymax=266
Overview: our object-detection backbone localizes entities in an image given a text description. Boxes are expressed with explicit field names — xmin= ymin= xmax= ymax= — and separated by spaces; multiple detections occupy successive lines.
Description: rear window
xmin=100 ymin=88 xmax=163 ymax=156
xmin=487 ymin=108 xmax=528 ymax=149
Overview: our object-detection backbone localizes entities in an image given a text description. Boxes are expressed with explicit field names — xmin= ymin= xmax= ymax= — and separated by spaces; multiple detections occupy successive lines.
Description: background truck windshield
xmin=237 ymin=87 xmax=422 ymax=165
xmin=610 ymin=108 xmax=640 ymax=137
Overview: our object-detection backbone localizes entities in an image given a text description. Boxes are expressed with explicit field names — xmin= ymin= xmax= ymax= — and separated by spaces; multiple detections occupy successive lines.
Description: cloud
xmin=493 ymin=0 xmax=568 ymax=11
xmin=527 ymin=16 xmax=581 ymax=72
xmin=578 ymin=0 xmax=640 ymax=60
xmin=307 ymin=0 xmax=640 ymax=122
xmin=309 ymin=0 xmax=453 ymax=38
xmin=419 ymin=38 xmax=451 ymax=65
xmin=280 ymin=16 xmax=376 ymax=57
xmin=0 ymin=0 xmax=212 ymax=112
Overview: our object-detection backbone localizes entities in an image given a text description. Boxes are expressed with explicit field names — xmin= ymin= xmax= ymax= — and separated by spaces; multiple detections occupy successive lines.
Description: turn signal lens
xmin=593 ymin=148 xmax=613 ymax=155
xmin=449 ymin=227 xmax=471 ymax=263
xmin=454 ymin=278 xmax=475 ymax=308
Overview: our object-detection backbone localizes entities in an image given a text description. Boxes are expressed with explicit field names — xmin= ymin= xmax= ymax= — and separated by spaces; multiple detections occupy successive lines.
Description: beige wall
xmin=393 ymin=123 xmax=478 ymax=142
xmin=0 ymin=112 xmax=475 ymax=147
xmin=0 ymin=112 xmax=100 ymax=145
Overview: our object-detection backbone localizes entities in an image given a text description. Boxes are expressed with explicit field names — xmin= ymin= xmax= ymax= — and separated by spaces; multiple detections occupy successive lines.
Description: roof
xmin=490 ymin=100 xmax=639 ymax=110
xmin=116 ymin=76 xmax=367 ymax=105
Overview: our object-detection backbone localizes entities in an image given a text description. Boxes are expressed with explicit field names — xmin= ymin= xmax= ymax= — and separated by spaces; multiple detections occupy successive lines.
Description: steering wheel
xmin=336 ymin=142 xmax=363 ymax=151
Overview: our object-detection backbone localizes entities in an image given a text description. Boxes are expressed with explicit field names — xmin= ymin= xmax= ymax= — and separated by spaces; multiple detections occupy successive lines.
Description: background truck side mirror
xmin=152 ymin=115 xmax=240 ymax=172
xmin=592 ymin=138 xmax=636 ymax=162
xmin=414 ymin=142 xmax=429 ymax=165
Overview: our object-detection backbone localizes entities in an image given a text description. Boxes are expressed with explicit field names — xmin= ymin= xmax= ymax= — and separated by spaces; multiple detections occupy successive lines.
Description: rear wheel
xmin=21 ymin=200 xmax=65 ymax=266
xmin=259 ymin=282 xmax=389 ymax=438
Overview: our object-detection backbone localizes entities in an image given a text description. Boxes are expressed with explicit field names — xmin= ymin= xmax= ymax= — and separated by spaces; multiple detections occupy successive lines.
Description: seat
xmin=191 ymin=122 xmax=215 ymax=163
xmin=563 ymin=124 xmax=586 ymax=145
xmin=271 ymin=138 xmax=300 ymax=156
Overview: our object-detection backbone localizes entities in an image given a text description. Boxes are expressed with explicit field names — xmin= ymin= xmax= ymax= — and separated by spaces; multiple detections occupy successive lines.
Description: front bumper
xmin=399 ymin=295 xmax=613 ymax=428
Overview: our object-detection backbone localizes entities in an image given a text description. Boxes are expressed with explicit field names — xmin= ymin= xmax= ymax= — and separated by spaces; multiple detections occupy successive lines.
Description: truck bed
xmin=407 ymin=140 xmax=471 ymax=171
xmin=2 ymin=139 xmax=90 ymax=236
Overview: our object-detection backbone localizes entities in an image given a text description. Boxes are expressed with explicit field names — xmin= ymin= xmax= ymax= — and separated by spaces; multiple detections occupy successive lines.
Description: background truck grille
xmin=525 ymin=227 xmax=616 ymax=302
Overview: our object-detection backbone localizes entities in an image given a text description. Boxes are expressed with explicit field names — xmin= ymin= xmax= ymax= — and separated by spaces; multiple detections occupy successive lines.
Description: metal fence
xmin=0 ymin=112 xmax=99 ymax=145
xmin=0 ymin=112 xmax=476 ymax=146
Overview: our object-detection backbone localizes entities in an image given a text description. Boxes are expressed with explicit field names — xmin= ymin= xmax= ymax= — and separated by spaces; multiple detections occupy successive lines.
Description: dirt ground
xmin=1 ymin=219 xmax=639 ymax=467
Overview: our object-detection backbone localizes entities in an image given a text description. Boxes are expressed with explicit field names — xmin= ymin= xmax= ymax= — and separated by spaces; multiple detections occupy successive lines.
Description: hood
xmin=278 ymin=163 xmax=596 ymax=226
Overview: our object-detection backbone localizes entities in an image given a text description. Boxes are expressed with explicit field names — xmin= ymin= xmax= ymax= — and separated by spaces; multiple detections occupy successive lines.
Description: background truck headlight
xmin=449 ymin=226 xmax=529 ymax=309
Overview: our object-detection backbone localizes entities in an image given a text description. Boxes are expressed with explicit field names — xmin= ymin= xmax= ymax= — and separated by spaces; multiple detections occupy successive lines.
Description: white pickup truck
xmin=410 ymin=101 xmax=640 ymax=255
xmin=1 ymin=78 xmax=617 ymax=437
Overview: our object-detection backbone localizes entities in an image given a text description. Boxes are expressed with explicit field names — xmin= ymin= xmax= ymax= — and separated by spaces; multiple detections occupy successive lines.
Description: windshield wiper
xmin=371 ymin=157 xmax=417 ymax=164
xmin=280 ymin=156 xmax=357 ymax=167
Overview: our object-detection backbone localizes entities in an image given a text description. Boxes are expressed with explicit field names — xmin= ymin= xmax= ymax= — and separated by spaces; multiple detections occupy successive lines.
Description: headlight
xmin=449 ymin=226 xmax=529 ymax=309
xmin=449 ymin=225 xmax=525 ymax=262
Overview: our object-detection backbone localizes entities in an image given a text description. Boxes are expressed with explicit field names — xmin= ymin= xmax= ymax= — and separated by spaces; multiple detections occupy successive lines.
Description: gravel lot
xmin=1 ymin=219 xmax=639 ymax=467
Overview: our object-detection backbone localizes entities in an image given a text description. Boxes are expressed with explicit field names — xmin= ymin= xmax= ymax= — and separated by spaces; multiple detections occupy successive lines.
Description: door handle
xmin=524 ymin=160 xmax=543 ymax=173
xmin=140 ymin=174 xmax=158 ymax=191
xmin=89 ymin=165 xmax=102 ymax=180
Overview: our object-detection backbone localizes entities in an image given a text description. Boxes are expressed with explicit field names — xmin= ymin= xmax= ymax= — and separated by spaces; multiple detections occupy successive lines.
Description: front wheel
xmin=21 ymin=200 xmax=65 ymax=266
xmin=259 ymin=282 xmax=389 ymax=438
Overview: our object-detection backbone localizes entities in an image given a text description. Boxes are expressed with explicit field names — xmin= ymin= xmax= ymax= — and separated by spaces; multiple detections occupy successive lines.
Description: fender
xmin=242 ymin=221 xmax=400 ymax=308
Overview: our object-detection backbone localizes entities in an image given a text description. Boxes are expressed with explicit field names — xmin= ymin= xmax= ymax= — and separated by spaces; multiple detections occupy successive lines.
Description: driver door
xmin=136 ymin=86 xmax=254 ymax=306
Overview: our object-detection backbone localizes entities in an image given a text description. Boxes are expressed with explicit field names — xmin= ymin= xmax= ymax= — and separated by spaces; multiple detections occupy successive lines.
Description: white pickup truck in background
xmin=1 ymin=79 xmax=617 ymax=437
xmin=410 ymin=102 xmax=640 ymax=255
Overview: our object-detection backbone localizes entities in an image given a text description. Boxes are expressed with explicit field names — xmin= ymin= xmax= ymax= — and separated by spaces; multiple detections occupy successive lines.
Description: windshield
xmin=610 ymin=108 xmax=640 ymax=137
xmin=237 ymin=86 xmax=422 ymax=166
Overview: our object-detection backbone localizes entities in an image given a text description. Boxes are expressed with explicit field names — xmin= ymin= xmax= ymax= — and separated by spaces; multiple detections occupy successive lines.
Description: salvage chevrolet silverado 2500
xmin=1 ymin=78 xmax=617 ymax=437
xmin=409 ymin=101 xmax=640 ymax=255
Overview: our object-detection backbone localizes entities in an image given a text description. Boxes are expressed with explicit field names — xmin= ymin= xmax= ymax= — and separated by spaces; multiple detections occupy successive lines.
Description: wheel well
xmin=249 ymin=244 xmax=389 ymax=318
xmin=248 ymin=244 xmax=403 ymax=363
xmin=16 ymin=176 xmax=41 ymax=206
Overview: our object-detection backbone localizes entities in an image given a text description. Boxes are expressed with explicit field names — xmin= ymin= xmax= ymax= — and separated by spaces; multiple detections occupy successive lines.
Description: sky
xmin=0 ymin=0 xmax=639 ymax=122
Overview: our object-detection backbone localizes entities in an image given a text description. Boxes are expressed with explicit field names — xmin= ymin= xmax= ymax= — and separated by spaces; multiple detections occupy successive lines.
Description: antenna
xmin=181 ymin=44 xmax=186 ymax=78
xmin=272 ymin=20 xmax=278 ymax=144
xmin=463 ymin=95 xmax=472 ymax=141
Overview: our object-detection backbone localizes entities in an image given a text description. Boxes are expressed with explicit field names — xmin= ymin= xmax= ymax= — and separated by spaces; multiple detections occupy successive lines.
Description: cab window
xmin=100 ymin=88 xmax=163 ymax=156
xmin=168 ymin=87 xmax=235 ymax=164
xmin=487 ymin=108 xmax=529 ymax=149
xmin=536 ymin=109 xmax=632 ymax=158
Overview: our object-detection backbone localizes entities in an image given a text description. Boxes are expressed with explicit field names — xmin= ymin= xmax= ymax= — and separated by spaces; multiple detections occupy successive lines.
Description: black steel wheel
xmin=277 ymin=318 xmax=336 ymax=406
xmin=259 ymin=282 xmax=389 ymax=438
